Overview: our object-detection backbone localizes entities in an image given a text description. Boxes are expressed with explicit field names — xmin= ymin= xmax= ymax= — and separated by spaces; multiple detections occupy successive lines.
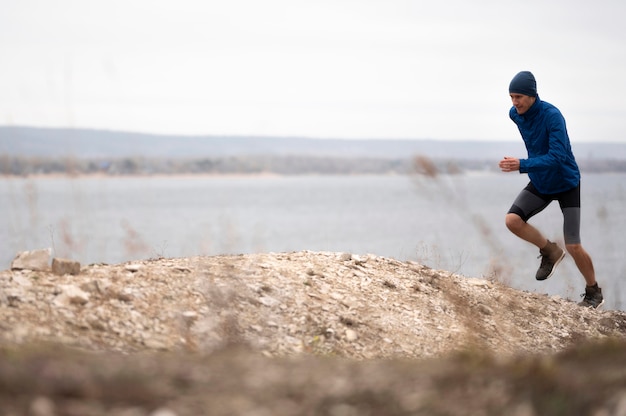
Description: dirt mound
xmin=3 ymin=251 xmax=625 ymax=357
xmin=2 ymin=251 xmax=626 ymax=415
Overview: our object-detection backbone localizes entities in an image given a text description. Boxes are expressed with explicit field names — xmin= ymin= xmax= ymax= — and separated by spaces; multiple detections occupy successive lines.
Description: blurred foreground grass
xmin=1 ymin=338 xmax=626 ymax=416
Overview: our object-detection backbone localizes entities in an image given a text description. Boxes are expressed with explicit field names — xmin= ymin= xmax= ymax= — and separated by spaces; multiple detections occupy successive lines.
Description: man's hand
xmin=499 ymin=156 xmax=520 ymax=172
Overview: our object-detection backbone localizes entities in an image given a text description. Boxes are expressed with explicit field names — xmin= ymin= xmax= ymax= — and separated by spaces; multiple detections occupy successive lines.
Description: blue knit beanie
xmin=509 ymin=71 xmax=537 ymax=97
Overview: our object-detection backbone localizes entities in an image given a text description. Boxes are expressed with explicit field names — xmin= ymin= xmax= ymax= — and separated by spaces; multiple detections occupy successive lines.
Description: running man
xmin=499 ymin=70 xmax=604 ymax=309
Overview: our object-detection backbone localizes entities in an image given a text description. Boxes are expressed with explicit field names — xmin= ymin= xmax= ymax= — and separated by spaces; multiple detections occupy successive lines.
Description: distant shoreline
xmin=0 ymin=171 xmax=415 ymax=180
xmin=0 ymin=172 xmax=293 ymax=180
xmin=2 ymin=169 xmax=625 ymax=180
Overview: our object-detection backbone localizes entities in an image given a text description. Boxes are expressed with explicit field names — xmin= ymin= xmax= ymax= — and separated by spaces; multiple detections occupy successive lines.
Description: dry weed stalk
xmin=192 ymin=258 xmax=249 ymax=352
xmin=413 ymin=155 xmax=439 ymax=178
xmin=121 ymin=220 xmax=150 ymax=258
xmin=410 ymin=154 xmax=511 ymax=283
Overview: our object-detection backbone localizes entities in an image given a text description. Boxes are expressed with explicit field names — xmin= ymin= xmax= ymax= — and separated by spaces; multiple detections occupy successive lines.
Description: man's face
xmin=510 ymin=93 xmax=536 ymax=115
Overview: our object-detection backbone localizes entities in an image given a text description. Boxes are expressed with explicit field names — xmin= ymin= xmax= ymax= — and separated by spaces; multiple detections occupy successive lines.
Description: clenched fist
xmin=499 ymin=156 xmax=520 ymax=172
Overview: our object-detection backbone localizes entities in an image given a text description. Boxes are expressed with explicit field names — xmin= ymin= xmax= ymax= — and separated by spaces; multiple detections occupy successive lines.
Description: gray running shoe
xmin=535 ymin=240 xmax=565 ymax=280
xmin=579 ymin=285 xmax=604 ymax=309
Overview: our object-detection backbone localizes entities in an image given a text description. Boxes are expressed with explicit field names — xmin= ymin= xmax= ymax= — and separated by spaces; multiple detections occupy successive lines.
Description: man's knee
xmin=505 ymin=213 xmax=524 ymax=232
xmin=566 ymin=243 xmax=584 ymax=256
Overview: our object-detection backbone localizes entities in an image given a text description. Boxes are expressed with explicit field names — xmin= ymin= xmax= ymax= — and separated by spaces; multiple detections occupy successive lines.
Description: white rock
xmin=467 ymin=278 xmax=491 ymax=287
xmin=181 ymin=311 xmax=198 ymax=325
xmin=259 ymin=295 xmax=279 ymax=307
xmin=125 ymin=264 xmax=143 ymax=272
xmin=330 ymin=292 xmax=344 ymax=301
xmin=345 ymin=329 xmax=358 ymax=341
xmin=53 ymin=285 xmax=90 ymax=307
xmin=11 ymin=273 xmax=33 ymax=287
xmin=11 ymin=248 xmax=51 ymax=271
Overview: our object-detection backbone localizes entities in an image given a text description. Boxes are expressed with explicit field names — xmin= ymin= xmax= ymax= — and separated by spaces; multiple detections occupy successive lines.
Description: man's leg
xmin=505 ymin=212 xmax=564 ymax=280
xmin=565 ymin=243 xmax=596 ymax=286
xmin=559 ymin=187 xmax=597 ymax=287
xmin=506 ymin=184 xmax=565 ymax=280
xmin=505 ymin=213 xmax=548 ymax=248
xmin=506 ymin=183 xmax=551 ymax=248
xmin=569 ymin=242 xmax=603 ymax=308
xmin=559 ymin=185 xmax=604 ymax=308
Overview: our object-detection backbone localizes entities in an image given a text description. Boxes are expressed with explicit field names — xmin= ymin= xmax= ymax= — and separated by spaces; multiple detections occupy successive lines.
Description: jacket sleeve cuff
xmin=519 ymin=159 xmax=528 ymax=173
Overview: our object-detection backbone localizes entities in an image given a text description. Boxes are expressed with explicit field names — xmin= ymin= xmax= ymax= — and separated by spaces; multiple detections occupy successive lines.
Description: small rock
xmin=11 ymin=248 xmax=51 ymax=271
xmin=80 ymin=280 xmax=101 ymax=294
xmin=477 ymin=303 xmax=494 ymax=315
xmin=259 ymin=295 xmax=279 ymax=307
xmin=143 ymin=337 xmax=169 ymax=350
xmin=330 ymin=292 xmax=344 ymax=301
xmin=11 ymin=273 xmax=33 ymax=287
xmin=340 ymin=299 xmax=358 ymax=309
xmin=345 ymin=329 xmax=358 ymax=341
xmin=339 ymin=253 xmax=352 ymax=261
xmin=6 ymin=292 xmax=21 ymax=307
xmin=87 ymin=317 xmax=107 ymax=331
xmin=181 ymin=311 xmax=198 ymax=325
xmin=150 ymin=408 xmax=178 ymax=416
xmin=125 ymin=264 xmax=143 ymax=272
xmin=114 ymin=289 xmax=134 ymax=302
xmin=29 ymin=396 xmax=55 ymax=416
xmin=467 ymin=278 xmax=491 ymax=288
xmin=54 ymin=285 xmax=90 ymax=307
xmin=52 ymin=257 xmax=81 ymax=276
xmin=306 ymin=268 xmax=325 ymax=278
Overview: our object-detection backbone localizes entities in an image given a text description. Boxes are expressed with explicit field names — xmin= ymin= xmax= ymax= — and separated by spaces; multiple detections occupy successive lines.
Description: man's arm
xmin=519 ymin=110 xmax=570 ymax=172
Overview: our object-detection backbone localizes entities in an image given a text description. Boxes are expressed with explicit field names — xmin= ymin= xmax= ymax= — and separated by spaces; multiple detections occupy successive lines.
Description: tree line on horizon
xmin=0 ymin=155 xmax=624 ymax=177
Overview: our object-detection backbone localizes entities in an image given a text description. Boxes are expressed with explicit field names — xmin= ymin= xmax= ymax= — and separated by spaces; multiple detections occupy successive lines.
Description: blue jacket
xmin=510 ymin=96 xmax=580 ymax=194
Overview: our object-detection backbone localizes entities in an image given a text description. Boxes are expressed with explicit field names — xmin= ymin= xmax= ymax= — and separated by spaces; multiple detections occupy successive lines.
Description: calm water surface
xmin=2 ymin=173 xmax=625 ymax=309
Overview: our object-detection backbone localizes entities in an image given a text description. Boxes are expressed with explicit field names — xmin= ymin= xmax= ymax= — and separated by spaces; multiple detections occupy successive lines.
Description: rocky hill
xmin=2 ymin=250 xmax=626 ymax=415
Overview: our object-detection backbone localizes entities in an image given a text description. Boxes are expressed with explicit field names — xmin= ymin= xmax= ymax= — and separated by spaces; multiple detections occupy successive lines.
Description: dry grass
xmin=1 ymin=338 xmax=626 ymax=415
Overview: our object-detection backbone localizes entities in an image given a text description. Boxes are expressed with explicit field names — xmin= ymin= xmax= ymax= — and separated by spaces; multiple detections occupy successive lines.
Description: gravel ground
xmin=2 ymin=251 xmax=626 ymax=415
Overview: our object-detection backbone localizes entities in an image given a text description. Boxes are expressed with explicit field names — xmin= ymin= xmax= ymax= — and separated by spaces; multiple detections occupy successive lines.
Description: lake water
xmin=2 ymin=173 xmax=625 ymax=310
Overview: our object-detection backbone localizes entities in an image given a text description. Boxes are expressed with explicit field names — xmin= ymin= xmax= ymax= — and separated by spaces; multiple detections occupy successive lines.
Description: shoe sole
xmin=579 ymin=299 xmax=605 ymax=309
xmin=536 ymin=250 xmax=566 ymax=281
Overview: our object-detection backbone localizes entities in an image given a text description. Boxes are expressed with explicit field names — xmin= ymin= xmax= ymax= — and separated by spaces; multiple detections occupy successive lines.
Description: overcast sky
xmin=1 ymin=0 xmax=625 ymax=141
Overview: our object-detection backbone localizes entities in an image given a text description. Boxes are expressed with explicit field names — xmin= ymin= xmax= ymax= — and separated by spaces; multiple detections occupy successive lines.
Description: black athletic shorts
xmin=507 ymin=182 xmax=582 ymax=244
